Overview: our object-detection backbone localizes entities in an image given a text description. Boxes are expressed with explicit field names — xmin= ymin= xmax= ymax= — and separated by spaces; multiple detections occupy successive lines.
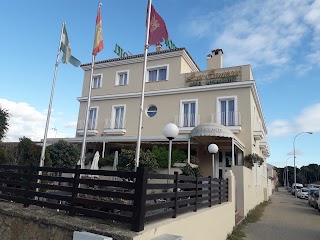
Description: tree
xmin=17 ymin=137 xmax=47 ymax=166
xmin=0 ymin=108 xmax=9 ymax=141
xmin=46 ymin=140 xmax=80 ymax=168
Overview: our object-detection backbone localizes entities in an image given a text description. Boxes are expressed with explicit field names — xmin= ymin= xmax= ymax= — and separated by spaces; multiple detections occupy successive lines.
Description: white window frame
xmin=111 ymin=104 xmax=126 ymax=129
xmin=92 ymin=74 xmax=103 ymax=89
xmin=179 ymin=99 xmax=198 ymax=128
xmin=145 ymin=105 xmax=158 ymax=118
xmin=115 ymin=70 xmax=129 ymax=86
xmin=88 ymin=106 xmax=99 ymax=130
xmin=146 ymin=64 xmax=169 ymax=82
xmin=216 ymin=96 xmax=238 ymax=126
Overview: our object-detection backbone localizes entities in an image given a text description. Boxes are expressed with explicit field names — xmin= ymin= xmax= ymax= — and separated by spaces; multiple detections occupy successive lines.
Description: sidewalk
xmin=243 ymin=188 xmax=320 ymax=240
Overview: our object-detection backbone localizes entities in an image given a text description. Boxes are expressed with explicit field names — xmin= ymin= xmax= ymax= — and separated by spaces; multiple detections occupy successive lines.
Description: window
xmin=147 ymin=65 xmax=168 ymax=82
xmin=146 ymin=105 xmax=157 ymax=117
xmin=115 ymin=70 xmax=129 ymax=86
xmin=93 ymin=75 xmax=102 ymax=88
xmin=88 ymin=107 xmax=98 ymax=130
xmin=180 ymin=100 xmax=197 ymax=127
xmin=220 ymin=99 xmax=235 ymax=126
xmin=113 ymin=105 xmax=125 ymax=129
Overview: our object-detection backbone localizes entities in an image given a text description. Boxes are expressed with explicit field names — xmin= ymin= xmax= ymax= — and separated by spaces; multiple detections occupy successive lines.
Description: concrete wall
xmin=134 ymin=170 xmax=236 ymax=240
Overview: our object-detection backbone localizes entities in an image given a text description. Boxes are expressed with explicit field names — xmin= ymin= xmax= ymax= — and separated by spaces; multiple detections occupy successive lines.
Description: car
xmin=291 ymin=183 xmax=303 ymax=195
xmin=310 ymin=191 xmax=319 ymax=209
xmin=287 ymin=186 xmax=292 ymax=193
xmin=316 ymin=189 xmax=320 ymax=212
xmin=308 ymin=188 xmax=319 ymax=205
xmin=298 ymin=188 xmax=308 ymax=199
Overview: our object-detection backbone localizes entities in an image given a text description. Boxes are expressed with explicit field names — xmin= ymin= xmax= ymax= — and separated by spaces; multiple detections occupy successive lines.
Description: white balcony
xmin=76 ymin=120 xmax=98 ymax=136
xmin=104 ymin=118 xmax=126 ymax=135
xmin=174 ymin=114 xmax=200 ymax=133
xmin=259 ymin=141 xmax=268 ymax=150
xmin=253 ymin=130 xmax=264 ymax=140
xmin=211 ymin=112 xmax=241 ymax=133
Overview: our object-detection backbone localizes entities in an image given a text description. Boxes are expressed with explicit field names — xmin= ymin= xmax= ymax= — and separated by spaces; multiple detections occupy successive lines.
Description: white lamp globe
xmin=163 ymin=123 xmax=179 ymax=140
xmin=208 ymin=144 xmax=219 ymax=154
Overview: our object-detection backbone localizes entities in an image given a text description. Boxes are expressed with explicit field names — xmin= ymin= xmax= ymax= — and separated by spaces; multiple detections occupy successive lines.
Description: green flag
xmin=60 ymin=24 xmax=81 ymax=67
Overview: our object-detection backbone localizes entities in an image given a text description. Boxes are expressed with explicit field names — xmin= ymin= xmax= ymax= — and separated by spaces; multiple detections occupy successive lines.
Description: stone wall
xmin=0 ymin=200 xmax=136 ymax=240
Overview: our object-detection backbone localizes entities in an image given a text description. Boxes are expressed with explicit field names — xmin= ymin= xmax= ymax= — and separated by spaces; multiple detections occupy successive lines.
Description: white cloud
xmin=268 ymin=102 xmax=320 ymax=137
xmin=0 ymin=99 xmax=72 ymax=142
xmin=184 ymin=0 xmax=320 ymax=76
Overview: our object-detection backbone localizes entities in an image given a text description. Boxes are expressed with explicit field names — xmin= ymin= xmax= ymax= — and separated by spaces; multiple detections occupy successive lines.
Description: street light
xmin=293 ymin=131 xmax=313 ymax=197
xmin=285 ymin=156 xmax=293 ymax=189
xmin=208 ymin=144 xmax=219 ymax=178
xmin=163 ymin=123 xmax=179 ymax=176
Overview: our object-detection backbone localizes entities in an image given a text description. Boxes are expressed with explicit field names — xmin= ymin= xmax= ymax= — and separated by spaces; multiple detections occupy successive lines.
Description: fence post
xmin=173 ymin=171 xmax=179 ymax=218
xmin=209 ymin=176 xmax=212 ymax=207
xmin=194 ymin=175 xmax=198 ymax=212
xmin=225 ymin=179 xmax=229 ymax=202
xmin=23 ymin=165 xmax=33 ymax=208
xmin=219 ymin=179 xmax=222 ymax=204
xmin=69 ymin=165 xmax=80 ymax=216
xmin=131 ymin=166 xmax=148 ymax=232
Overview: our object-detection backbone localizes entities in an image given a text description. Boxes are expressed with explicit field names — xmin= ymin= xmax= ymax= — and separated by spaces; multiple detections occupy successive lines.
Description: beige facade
xmin=74 ymin=47 xmax=269 ymax=178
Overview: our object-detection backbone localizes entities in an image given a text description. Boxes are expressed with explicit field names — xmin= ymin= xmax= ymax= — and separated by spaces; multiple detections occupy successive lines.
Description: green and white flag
xmin=60 ymin=24 xmax=81 ymax=67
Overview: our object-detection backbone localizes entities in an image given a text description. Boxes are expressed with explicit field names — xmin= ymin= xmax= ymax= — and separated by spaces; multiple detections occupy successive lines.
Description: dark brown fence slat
xmin=0 ymin=186 xmax=26 ymax=195
xmin=0 ymin=165 xmax=30 ymax=171
xmin=178 ymin=175 xmax=197 ymax=181
xmin=145 ymin=200 xmax=175 ymax=212
xmin=146 ymin=183 xmax=175 ymax=189
xmin=32 ymin=166 xmax=76 ymax=173
xmin=76 ymin=187 xmax=134 ymax=200
xmin=0 ymin=171 xmax=29 ymax=178
xmin=145 ymin=192 xmax=176 ymax=200
xmin=30 ymin=183 xmax=73 ymax=192
xmin=34 ymin=175 xmax=74 ymax=183
xmin=197 ymin=177 xmax=210 ymax=181
xmin=30 ymin=191 xmax=72 ymax=202
xmin=78 ymin=169 xmax=137 ymax=178
xmin=74 ymin=197 xmax=133 ymax=211
xmin=0 ymin=193 xmax=25 ymax=204
xmin=77 ymin=178 xmax=135 ymax=189
xmin=0 ymin=178 xmax=28 ymax=187
xmin=75 ymin=207 xmax=132 ymax=223
xmin=147 ymin=173 xmax=175 ymax=180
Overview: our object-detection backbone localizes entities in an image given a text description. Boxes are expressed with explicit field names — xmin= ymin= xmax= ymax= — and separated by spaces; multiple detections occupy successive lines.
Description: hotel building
xmin=74 ymin=47 xmax=270 ymax=178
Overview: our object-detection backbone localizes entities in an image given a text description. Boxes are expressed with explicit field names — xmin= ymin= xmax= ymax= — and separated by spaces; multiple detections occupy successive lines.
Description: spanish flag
xmin=93 ymin=4 xmax=104 ymax=56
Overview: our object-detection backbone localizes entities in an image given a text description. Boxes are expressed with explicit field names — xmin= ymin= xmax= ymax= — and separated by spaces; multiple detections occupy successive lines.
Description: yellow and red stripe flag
xmin=93 ymin=4 xmax=104 ymax=56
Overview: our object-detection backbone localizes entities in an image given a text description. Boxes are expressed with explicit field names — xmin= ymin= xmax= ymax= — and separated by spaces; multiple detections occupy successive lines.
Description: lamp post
xmin=285 ymin=156 xmax=293 ymax=189
xmin=293 ymin=131 xmax=312 ymax=197
xmin=208 ymin=144 xmax=219 ymax=178
xmin=163 ymin=123 xmax=179 ymax=176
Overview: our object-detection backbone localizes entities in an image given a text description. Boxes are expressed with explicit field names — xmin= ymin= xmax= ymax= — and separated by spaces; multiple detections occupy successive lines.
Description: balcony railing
xmin=211 ymin=112 xmax=241 ymax=126
xmin=174 ymin=114 xmax=200 ymax=128
xmin=104 ymin=118 xmax=126 ymax=135
xmin=76 ymin=120 xmax=98 ymax=135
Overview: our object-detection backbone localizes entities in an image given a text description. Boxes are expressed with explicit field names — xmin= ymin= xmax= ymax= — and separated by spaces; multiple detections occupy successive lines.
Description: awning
xmin=189 ymin=123 xmax=245 ymax=150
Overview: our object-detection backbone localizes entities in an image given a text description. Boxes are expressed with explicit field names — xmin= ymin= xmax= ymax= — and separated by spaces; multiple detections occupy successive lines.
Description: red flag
xmin=148 ymin=5 xmax=169 ymax=46
xmin=93 ymin=6 xmax=104 ymax=56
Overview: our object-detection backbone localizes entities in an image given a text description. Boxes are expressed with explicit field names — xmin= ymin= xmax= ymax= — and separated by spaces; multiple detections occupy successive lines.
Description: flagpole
xmin=79 ymin=2 xmax=102 ymax=169
xmin=39 ymin=22 xmax=64 ymax=169
xmin=79 ymin=55 xmax=95 ymax=169
xmin=135 ymin=0 xmax=152 ymax=171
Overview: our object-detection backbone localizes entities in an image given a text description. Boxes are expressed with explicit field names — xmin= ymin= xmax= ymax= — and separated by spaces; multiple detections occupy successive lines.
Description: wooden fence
xmin=0 ymin=165 xmax=229 ymax=232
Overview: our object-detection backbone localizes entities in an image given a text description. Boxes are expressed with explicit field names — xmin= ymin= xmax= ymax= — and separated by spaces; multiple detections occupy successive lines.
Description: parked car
xmin=298 ymin=188 xmax=308 ymax=199
xmin=317 ymin=189 xmax=320 ymax=212
xmin=292 ymin=183 xmax=303 ymax=196
xmin=308 ymin=188 xmax=319 ymax=205
xmin=287 ymin=186 xmax=292 ymax=193
xmin=310 ymin=191 xmax=319 ymax=209
xmin=307 ymin=184 xmax=320 ymax=189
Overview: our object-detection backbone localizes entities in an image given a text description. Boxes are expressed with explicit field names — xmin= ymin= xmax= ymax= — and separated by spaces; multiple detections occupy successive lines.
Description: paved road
xmin=243 ymin=188 xmax=320 ymax=240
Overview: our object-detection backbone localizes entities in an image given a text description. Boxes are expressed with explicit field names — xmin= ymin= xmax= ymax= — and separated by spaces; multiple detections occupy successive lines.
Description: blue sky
xmin=0 ymin=0 xmax=319 ymax=168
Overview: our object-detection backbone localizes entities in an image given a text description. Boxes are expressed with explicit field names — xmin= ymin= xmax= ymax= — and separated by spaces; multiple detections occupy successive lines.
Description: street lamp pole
xmin=163 ymin=123 xmax=179 ymax=178
xmin=293 ymin=131 xmax=312 ymax=197
xmin=285 ymin=156 xmax=293 ymax=189
xmin=208 ymin=144 xmax=219 ymax=178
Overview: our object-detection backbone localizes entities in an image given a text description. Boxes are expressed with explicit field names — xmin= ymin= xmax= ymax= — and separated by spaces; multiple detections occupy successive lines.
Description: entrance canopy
xmin=189 ymin=123 xmax=245 ymax=150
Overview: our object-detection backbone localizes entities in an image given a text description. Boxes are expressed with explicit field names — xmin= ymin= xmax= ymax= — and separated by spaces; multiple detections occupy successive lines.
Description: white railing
xmin=174 ymin=114 xmax=200 ymax=128
xmin=104 ymin=118 xmax=126 ymax=129
xmin=77 ymin=119 xmax=97 ymax=131
xmin=211 ymin=112 xmax=241 ymax=126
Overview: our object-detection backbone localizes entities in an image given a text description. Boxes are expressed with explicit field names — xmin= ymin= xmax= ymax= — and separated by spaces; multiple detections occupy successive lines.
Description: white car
xmin=298 ymin=188 xmax=308 ymax=199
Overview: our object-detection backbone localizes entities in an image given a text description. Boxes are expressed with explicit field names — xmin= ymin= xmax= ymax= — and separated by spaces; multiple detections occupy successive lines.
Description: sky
xmin=0 ymin=0 xmax=319 ymax=168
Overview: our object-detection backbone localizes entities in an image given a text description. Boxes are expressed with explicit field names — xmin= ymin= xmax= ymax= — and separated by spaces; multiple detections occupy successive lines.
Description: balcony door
xmin=220 ymin=99 xmax=235 ymax=126
xmin=88 ymin=108 xmax=97 ymax=130
xmin=114 ymin=106 xmax=125 ymax=129
xmin=183 ymin=101 xmax=196 ymax=127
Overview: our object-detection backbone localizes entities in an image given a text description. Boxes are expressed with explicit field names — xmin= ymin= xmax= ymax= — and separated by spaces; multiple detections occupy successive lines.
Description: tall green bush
xmin=151 ymin=145 xmax=187 ymax=168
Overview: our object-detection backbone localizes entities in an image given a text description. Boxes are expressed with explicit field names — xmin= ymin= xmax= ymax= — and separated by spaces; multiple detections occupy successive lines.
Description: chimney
xmin=156 ymin=44 xmax=163 ymax=52
xmin=207 ymin=49 xmax=223 ymax=69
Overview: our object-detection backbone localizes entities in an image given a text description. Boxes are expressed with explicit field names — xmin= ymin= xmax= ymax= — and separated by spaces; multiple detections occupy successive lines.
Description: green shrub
xmin=151 ymin=145 xmax=187 ymax=168
xmin=117 ymin=149 xmax=159 ymax=173
xmin=181 ymin=164 xmax=203 ymax=177
xmin=98 ymin=154 xmax=114 ymax=168
xmin=244 ymin=153 xmax=264 ymax=167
